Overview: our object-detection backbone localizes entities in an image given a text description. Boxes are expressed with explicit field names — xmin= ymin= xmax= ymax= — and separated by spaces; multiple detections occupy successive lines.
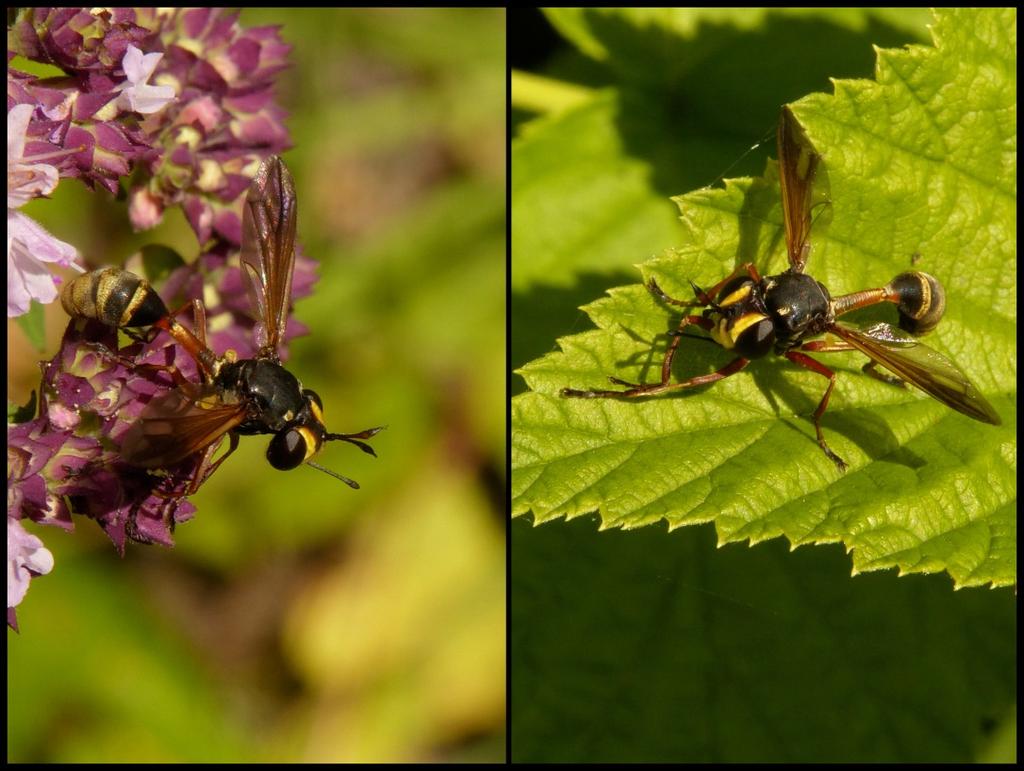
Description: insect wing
xmin=831 ymin=321 xmax=1001 ymax=425
xmin=121 ymin=382 xmax=248 ymax=468
xmin=240 ymin=155 xmax=298 ymax=358
xmin=777 ymin=107 xmax=826 ymax=274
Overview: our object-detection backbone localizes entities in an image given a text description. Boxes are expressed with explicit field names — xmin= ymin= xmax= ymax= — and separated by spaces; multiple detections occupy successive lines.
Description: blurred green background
xmin=8 ymin=9 xmax=506 ymax=763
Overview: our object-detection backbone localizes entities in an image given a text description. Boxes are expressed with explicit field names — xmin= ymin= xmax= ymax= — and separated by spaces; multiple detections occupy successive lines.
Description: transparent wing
xmin=240 ymin=155 xmax=297 ymax=358
xmin=831 ymin=321 xmax=1001 ymax=425
xmin=777 ymin=106 xmax=823 ymax=274
xmin=120 ymin=383 xmax=248 ymax=468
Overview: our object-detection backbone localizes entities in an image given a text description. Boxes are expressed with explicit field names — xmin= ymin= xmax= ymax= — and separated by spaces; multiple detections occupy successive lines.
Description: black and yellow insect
xmin=61 ymin=156 xmax=383 ymax=489
xmin=562 ymin=106 xmax=1000 ymax=471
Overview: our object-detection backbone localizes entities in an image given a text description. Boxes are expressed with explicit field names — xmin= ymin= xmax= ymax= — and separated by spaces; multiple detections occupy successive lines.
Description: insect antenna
xmin=306 ymin=460 xmax=360 ymax=489
xmin=324 ymin=426 xmax=386 ymax=456
xmin=670 ymin=331 xmax=717 ymax=343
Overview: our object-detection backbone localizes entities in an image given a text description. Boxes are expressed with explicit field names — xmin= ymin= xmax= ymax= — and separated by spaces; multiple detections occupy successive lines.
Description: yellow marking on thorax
xmin=712 ymin=312 xmax=768 ymax=349
xmin=718 ymin=283 xmax=752 ymax=308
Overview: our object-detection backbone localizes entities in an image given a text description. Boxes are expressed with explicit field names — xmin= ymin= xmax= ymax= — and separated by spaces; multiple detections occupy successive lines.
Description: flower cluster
xmin=8 ymin=8 xmax=310 ymax=626
xmin=9 ymin=320 xmax=203 ymax=552
xmin=8 ymin=7 xmax=294 ymax=312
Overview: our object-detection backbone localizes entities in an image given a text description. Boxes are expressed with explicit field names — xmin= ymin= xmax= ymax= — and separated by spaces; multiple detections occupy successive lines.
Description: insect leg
xmin=563 ymin=313 xmax=709 ymax=396
xmin=137 ymin=434 xmax=237 ymax=544
xmin=799 ymin=340 xmax=906 ymax=388
xmin=783 ymin=350 xmax=847 ymax=472
xmin=647 ymin=263 xmax=762 ymax=308
xmin=797 ymin=339 xmax=854 ymax=353
xmin=657 ymin=315 xmax=715 ymax=385
xmin=190 ymin=299 xmax=209 ymax=350
xmin=646 ymin=278 xmax=707 ymax=308
xmin=563 ymin=313 xmax=746 ymax=399
xmin=562 ymin=264 xmax=762 ymax=400
xmin=148 ymin=433 xmax=239 ymax=499
xmin=563 ymin=354 xmax=749 ymax=398
xmin=77 ymin=340 xmax=146 ymax=368
xmin=860 ymin=361 xmax=906 ymax=388
xmin=188 ymin=432 xmax=239 ymax=494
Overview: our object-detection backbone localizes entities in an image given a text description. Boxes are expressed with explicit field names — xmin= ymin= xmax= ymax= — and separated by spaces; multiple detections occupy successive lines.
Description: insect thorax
xmin=762 ymin=271 xmax=834 ymax=352
xmin=218 ymin=358 xmax=306 ymax=434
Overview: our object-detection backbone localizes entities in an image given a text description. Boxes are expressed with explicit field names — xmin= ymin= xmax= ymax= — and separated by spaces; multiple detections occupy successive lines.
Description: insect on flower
xmin=60 ymin=156 xmax=384 ymax=497
xmin=561 ymin=107 xmax=1000 ymax=471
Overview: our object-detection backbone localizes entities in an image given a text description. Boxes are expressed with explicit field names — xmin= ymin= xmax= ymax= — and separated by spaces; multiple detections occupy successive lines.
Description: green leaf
xmin=16 ymin=300 xmax=47 ymax=352
xmin=513 ymin=7 xmax=1016 ymax=588
xmin=511 ymin=91 xmax=685 ymax=292
xmin=545 ymin=8 xmax=934 ymax=69
xmin=8 ymin=390 xmax=37 ymax=424
xmin=511 ymin=516 xmax=1017 ymax=763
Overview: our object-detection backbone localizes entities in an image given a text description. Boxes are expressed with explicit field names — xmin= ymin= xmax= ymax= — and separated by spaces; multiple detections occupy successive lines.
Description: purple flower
xmin=115 ymin=44 xmax=176 ymax=115
xmin=9 ymin=7 xmax=292 ymax=237
xmin=7 ymin=104 xmax=83 ymax=317
xmin=8 ymin=518 xmax=55 ymax=605
xmin=7 ymin=517 xmax=55 ymax=629
xmin=7 ymin=105 xmax=60 ymax=207
xmin=126 ymin=8 xmax=293 ymax=241
xmin=8 ymin=320 xmax=202 ymax=554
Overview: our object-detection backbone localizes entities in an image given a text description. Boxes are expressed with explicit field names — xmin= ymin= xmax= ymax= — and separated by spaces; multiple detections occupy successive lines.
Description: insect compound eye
xmin=733 ymin=316 xmax=776 ymax=359
xmin=266 ymin=427 xmax=309 ymax=470
xmin=889 ymin=271 xmax=946 ymax=335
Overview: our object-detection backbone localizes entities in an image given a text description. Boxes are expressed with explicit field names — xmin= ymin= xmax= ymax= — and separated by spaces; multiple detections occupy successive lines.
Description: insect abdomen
xmin=61 ymin=267 xmax=168 ymax=328
xmin=887 ymin=271 xmax=945 ymax=335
